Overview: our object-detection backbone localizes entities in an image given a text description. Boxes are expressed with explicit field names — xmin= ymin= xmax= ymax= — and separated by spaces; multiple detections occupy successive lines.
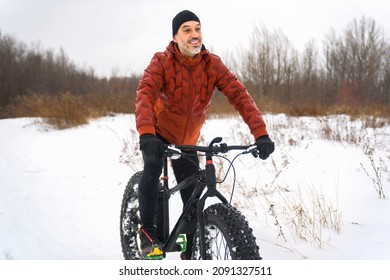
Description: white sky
xmin=1 ymin=0 xmax=389 ymax=77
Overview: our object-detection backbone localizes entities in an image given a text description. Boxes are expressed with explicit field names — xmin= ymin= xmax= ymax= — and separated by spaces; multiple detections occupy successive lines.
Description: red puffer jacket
xmin=135 ymin=42 xmax=268 ymax=145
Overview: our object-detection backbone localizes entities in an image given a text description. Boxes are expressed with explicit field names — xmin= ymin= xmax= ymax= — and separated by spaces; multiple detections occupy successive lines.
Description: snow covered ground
xmin=0 ymin=114 xmax=389 ymax=261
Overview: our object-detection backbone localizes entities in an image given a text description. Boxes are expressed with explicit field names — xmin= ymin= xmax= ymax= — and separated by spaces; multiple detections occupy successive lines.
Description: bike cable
xmin=215 ymin=152 xmax=244 ymax=204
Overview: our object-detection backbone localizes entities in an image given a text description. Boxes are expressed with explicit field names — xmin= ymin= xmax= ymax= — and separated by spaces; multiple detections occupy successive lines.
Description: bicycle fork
xmin=196 ymin=154 xmax=229 ymax=259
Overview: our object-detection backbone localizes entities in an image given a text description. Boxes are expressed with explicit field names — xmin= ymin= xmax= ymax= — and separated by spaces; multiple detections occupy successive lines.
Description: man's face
xmin=173 ymin=21 xmax=202 ymax=57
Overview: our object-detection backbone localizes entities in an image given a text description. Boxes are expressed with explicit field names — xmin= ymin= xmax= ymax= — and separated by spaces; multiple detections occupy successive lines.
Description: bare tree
xmin=239 ymin=23 xmax=298 ymax=102
xmin=323 ymin=17 xmax=388 ymax=106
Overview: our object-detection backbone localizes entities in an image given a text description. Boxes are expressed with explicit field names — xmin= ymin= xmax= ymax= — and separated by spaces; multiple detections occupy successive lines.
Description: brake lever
xmin=244 ymin=145 xmax=259 ymax=158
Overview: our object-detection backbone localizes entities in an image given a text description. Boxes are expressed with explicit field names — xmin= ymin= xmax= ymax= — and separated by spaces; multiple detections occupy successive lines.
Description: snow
xmin=0 ymin=114 xmax=389 ymax=261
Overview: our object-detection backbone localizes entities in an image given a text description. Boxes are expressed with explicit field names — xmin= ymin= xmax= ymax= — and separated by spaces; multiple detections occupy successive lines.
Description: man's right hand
xmin=140 ymin=134 xmax=164 ymax=164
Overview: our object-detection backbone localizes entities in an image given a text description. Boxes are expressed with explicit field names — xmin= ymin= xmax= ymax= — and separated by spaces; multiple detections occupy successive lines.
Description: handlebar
xmin=164 ymin=137 xmax=259 ymax=159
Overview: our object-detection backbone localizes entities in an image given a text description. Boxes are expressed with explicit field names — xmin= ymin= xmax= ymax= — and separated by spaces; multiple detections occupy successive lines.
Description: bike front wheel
xmin=192 ymin=203 xmax=261 ymax=260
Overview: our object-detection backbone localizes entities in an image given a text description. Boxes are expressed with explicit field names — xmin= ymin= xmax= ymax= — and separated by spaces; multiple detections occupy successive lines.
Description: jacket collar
xmin=168 ymin=41 xmax=207 ymax=67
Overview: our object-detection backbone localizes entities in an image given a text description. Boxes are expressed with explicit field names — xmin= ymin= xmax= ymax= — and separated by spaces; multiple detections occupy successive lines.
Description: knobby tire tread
xmin=193 ymin=203 xmax=261 ymax=260
xmin=120 ymin=172 xmax=143 ymax=260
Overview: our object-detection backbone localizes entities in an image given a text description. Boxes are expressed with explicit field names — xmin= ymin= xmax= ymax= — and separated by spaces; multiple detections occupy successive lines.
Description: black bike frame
xmin=156 ymin=151 xmax=229 ymax=258
xmin=154 ymin=138 xmax=257 ymax=259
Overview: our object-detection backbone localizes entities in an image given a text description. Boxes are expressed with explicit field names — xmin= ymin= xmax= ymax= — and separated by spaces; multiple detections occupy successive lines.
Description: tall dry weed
xmin=359 ymin=133 xmax=387 ymax=199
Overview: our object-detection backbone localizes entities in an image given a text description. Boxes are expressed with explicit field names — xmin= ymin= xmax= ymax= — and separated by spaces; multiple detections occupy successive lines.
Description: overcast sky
xmin=1 ymin=0 xmax=389 ymax=77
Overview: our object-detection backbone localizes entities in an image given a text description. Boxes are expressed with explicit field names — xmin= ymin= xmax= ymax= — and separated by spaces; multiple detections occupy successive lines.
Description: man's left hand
xmin=255 ymin=135 xmax=275 ymax=160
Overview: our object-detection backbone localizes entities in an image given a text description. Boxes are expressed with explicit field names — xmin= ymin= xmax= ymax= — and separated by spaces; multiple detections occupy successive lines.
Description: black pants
xmin=138 ymin=135 xmax=199 ymax=227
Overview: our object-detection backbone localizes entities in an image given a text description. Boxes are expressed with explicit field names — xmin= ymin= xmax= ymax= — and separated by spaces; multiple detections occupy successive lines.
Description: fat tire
xmin=192 ymin=203 xmax=261 ymax=260
xmin=119 ymin=172 xmax=143 ymax=260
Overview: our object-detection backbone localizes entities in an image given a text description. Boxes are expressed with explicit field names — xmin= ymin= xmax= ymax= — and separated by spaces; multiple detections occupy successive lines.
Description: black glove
xmin=139 ymin=134 xmax=164 ymax=164
xmin=255 ymin=135 xmax=275 ymax=160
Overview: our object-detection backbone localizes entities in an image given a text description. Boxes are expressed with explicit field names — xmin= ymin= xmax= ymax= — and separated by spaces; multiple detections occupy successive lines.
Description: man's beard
xmin=177 ymin=39 xmax=202 ymax=56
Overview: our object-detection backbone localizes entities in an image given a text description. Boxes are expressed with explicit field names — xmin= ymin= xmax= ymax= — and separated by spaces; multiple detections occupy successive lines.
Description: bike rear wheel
xmin=192 ymin=203 xmax=261 ymax=260
xmin=119 ymin=172 xmax=143 ymax=260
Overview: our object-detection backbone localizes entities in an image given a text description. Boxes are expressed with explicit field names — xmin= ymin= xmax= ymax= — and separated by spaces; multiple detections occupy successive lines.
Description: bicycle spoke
xmin=207 ymin=225 xmax=231 ymax=260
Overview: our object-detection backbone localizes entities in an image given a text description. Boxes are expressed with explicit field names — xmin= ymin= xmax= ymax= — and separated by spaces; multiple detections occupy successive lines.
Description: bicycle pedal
xmin=144 ymin=254 xmax=164 ymax=260
xmin=176 ymin=234 xmax=187 ymax=252
xmin=143 ymin=247 xmax=165 ymax=260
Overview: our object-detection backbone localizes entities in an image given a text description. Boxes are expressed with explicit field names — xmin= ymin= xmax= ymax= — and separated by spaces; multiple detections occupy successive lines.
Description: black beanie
xmin=172 ymin=10 xmax=200 ymax=37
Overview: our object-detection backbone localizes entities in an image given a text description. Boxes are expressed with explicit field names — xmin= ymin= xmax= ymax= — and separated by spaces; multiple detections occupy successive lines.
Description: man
xmin=135 ymin=10 xmax=275 ymax=259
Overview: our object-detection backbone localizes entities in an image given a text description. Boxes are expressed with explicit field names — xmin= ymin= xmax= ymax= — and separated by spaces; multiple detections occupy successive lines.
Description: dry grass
xmin=2 ymin=89 xmax=389 ymax=130
xmin=5 ymin=92 xmax=134 ymax=129
xmin=276 ymin=184 xmax=342 ymax=249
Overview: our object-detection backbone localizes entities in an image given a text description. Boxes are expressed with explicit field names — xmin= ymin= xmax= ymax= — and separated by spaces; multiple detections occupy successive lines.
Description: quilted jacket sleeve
xmin=215 ymin=57 xmax=268 ymax=139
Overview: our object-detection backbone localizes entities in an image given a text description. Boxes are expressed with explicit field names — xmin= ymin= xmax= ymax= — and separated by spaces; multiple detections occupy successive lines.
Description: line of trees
xmin=0 ymin=31 xmax=140 ymax=116
xmin=1 ymin=16 xmax=389 ymax=120
xmin=235 ymin=16 xmax=390 ymax=110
